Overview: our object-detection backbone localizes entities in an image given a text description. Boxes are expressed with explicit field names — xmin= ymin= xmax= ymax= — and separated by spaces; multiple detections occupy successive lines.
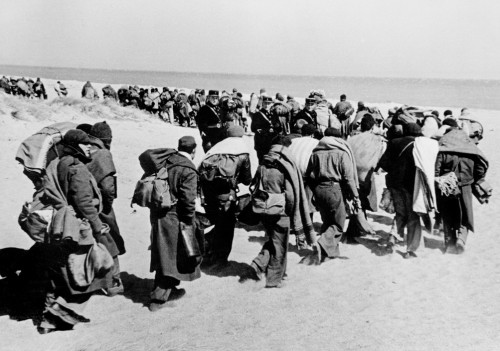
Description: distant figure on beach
xmin=54 ymin=80 xmax=68 ymax=97
xmin=292 ymin=97 xmax=317 ymax=129
xmin=0 ymin=75 xmax=11 ymax=94
xmin=252 ymin=96 xmax=278 ymax=162
xmin=102 ymin=85 xmax=118 ymax=101
xmin=332 ymin=94 xmax=354 ymax=139
xmin=197 ymin=90 xmax=223 ymax=152
xmin=286 ymin=95 xmax=301 ymax=122
xmin=16 ymin=78 xmax=34 ymax=97
xmin=81 ymin=81 xmax=99 ymax=100
xmin=32 ymin=78 xmax=47 ymax=99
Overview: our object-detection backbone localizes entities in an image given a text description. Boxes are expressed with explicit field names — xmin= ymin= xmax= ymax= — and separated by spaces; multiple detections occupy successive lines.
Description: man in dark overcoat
xmin=435 ymin=126 xmax=488 ymax=254
xmin=196 ymin=90 xmax=224 ymax=152
xmin=143 ymin=136 xmax=202 ymax=312
xmin=86 ymin=121 xmax=126 ymax=296
xmin=251 ymin=96 xmax=278 ymax=162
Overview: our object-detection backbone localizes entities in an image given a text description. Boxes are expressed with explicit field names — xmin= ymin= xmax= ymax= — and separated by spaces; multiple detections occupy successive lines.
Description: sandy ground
xmin=0 ymin=85 xmax=499 ymax=351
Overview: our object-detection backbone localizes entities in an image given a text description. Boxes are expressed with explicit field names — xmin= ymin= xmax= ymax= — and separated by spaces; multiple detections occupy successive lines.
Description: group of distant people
xmin=0 ymin=78 xmax=490 ymax=335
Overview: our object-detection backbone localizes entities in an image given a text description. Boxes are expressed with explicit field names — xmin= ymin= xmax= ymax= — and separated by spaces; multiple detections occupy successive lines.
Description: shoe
xmin=168 ymin=287 xmax=186 ymax=302
xmin=403 ymin=251 xmax=417 ymax=259
xmin=106 ymin=279 xmax=124 ymax=297
xmin=37 ymin=326 xmax=58 ymax=335
xmin=265 ymin=281 xmax=285 ymax=289
xmin=250 ymin=263 xmax=262 ymax=281
xmin=456 ymin=242 xmax=465 ymax=254
xmin=148 ymin=300 xmax=168 ymax=312
xmin=148 ymin=288 xmax=186 ymax=312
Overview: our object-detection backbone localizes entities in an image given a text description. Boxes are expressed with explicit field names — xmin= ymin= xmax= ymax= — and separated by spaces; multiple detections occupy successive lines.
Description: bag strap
xmin=397 ymin=141 xmax=415 ymax=159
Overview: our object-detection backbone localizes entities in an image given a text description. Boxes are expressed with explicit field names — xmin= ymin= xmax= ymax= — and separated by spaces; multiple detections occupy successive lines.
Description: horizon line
xmin=0 ymin=63 xmax=498 ymax=83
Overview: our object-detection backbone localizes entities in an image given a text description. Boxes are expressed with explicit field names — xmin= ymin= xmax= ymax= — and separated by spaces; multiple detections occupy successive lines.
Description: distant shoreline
xmin=2 ymin=64 xmax=500 ymax=111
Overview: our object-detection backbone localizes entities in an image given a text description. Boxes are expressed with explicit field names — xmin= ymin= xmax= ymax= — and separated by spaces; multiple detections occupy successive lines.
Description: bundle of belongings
xmin=16 ymin=122 xmax=114 ymax=288
xmin=391 ymin=105 xmax=434 ymax=126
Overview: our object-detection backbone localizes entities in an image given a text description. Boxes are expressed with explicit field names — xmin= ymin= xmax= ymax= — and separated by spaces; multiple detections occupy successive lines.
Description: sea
xmin=1 ymin=65 xmax=500 ymax=111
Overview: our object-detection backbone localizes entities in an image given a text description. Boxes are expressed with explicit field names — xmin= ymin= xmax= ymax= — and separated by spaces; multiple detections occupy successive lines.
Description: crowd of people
xmin=0 ymin=79 xmax=491 ymax=335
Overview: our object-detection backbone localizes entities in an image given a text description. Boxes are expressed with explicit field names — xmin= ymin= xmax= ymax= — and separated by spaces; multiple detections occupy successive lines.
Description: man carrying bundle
xmin=435 ymin=123 xmax=488 ymax=254
xmin=250 ymin=136 xmax=318 ymax=287
xmin=140 ymin=136 xmax=202 ymax=311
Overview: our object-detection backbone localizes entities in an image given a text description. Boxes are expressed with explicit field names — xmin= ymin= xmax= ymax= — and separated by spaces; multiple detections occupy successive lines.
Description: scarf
xmin=264 ymin=145 xmax=315 ymax=243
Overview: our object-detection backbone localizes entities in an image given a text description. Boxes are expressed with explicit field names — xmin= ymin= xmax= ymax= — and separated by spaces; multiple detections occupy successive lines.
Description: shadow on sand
xmin=348 ymin=230 xmax=395 ymax=257
xmin=201 ymin=260 xmax=256 ymax=280
xmin=0 ymin=247 xmax=45 ymax=326
xmin=367 ymin=213 xmax=394 ymax=227
xmin=120 ymin=272 xmax=154 ymax=307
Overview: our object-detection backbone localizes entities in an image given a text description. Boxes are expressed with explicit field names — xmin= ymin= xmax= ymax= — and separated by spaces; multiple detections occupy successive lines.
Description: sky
xmin=1 ymin=0 xmax=499 ymax=80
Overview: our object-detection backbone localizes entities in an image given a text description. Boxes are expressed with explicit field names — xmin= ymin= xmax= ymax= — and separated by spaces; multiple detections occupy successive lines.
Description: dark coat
xmin=293 ymin=109 xmax=317 ymax=128
xmin=87 ymin=137 xmax=125 ymax=255
xmin=251 ymin=109 xmax=278 ymax=157
xmin=435 ymin=152 xmax=487 ymax=232
xmin=147 ymin=150 xmax=201 ymax=281
xmin=54 ymin=145 xmax=116 ymax=294
xmin=378 ymin=136 xmax=416 ymax=193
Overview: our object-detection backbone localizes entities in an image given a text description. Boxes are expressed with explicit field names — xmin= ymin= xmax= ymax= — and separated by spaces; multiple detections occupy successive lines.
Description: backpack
xmin=16 ymin=123 xmax=77 ymax=242
xmin=199 ymin=154 xmax=240 ymax=193
xmin=16 ymin=122 xmax=77 ymax=179
xmin=131 ymin=167 xmax=176 ymax=209
xmin=250 ymin=163 xmax=286 ymax=216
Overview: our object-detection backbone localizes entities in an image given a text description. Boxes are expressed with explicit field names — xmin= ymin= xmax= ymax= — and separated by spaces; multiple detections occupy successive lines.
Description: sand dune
xmin=0 ymin=89 xmax=498 ymax=351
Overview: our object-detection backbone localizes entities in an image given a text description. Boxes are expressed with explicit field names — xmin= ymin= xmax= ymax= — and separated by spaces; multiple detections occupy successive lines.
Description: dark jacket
xmin=435 ymin=153 xmax=486 ymax=187
xmin=197 ymin=104 xmax=221 ymax=133
xmin=87 ymin=136 xmax=125 ymax=255
xmin=87 ymin=137 xmax=116 ymax=213
xmin=252 ymin=109 xmax=278 ymax=154
xmin=378 ymin=136 xmax=416 ymax=192
xmin=293 ymin=109 xmax=317 ymax=127
xmin=57 ymin=145 xmax=103 ymax=234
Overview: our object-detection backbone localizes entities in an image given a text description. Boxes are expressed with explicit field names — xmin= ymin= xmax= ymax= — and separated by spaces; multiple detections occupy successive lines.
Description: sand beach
xmin=0 ymin=76 xmax=499 ymax=351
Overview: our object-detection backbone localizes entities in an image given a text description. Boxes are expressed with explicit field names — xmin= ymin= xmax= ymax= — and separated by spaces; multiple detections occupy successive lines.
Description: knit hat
xmin=324 ymin=127 xmax=342 ymax=138
xmin=64 ymin=129 xmax=91 ymax=146
xmin=90 ymin=121 xmax=112 ymax=141
xmin=301 ymin=124 xmax=316 ymax=136
xmin=76 ymin=123 xmax=93 ymax=135
xmin=226 ymin=125 xmax=245 ymax=137
xmin=178 ymin=136 xmax=197 ymax=153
